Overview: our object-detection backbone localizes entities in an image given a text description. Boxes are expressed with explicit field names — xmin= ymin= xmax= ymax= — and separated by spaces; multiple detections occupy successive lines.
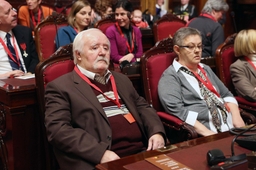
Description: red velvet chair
xmin=94 ymin=14 xmax=116 ymax=34
xmin=34 ymin=13 xmax=68 ymax=61
xmin=35 ymin=44 xmax=75 ymax=170
xmin=153 ymin=13 xmax=186 ymax=43
xmin=215 ymin=33 xmax=256 ymax=121
xmin=141 ymin=37 xmax=198 ymax=144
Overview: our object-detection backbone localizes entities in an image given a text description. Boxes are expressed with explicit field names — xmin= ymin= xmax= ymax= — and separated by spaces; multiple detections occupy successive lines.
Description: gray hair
xmin=201 ymin=0 xmax=229 ymax=14
xmin=173 ymin=27 xmax=202 ymax=46
xmin=72 ymin=28 xmax=110 ymax=64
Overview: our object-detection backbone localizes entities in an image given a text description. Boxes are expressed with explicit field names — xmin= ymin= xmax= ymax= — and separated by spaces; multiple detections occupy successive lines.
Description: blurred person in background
xmin=55 ymin=0 xmax=92 ymax=49
xmin=230 ymin=29 xmax=256 ymax=102
xmin=105 ymin=0 xmax=143 ymax=65
xmin=173 ymin=0 xmax=197 ymax=23
xmin=18 ymin=0 xmax=53 ymax=36
xmin=187 ymin=0 xmax=229 ymax=58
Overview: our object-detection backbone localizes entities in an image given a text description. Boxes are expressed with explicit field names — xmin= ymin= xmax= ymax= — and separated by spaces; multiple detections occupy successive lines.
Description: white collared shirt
xmin=76 ymin=64 xmax=111 ymax=83
xmin=0 ymin=30 xmax=26 ymax=74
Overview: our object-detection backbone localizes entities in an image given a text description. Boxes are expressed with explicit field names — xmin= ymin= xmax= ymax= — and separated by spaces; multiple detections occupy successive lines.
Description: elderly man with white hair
xmin=44 ymin=28 xmax=166 ymax=170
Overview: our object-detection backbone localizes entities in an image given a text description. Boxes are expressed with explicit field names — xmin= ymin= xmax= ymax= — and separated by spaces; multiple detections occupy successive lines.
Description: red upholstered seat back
xmin=34 ymin=13 xmax=68 ymax=61
xmin=146 ymin=52 xmax=177 ymax=111
xmin=218 ymin=46 xmax=237 ymax=94
xmin=153 ymin=13 xmax=186 ymax=42
xmin=141 ymin=36 xmax=177 ymax=111
xmin=35 ymin=44 xmax=74 ymax=114
xmin=155 ymin=21 xmax=186 ymax=41
xmin=43 ymin=60 xmax=74 ymax=88
xmin=94 ymin=14 xmax=116 ymax=34
xmin=98 ymin=22 xmax=115 ymax=34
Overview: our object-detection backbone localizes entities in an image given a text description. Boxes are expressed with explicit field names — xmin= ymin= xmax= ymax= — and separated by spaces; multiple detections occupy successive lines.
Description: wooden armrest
xmin=157 ymin=111 xmax=198 ymax=141
xmin=240 ymin=109 xmax=256 ymax=124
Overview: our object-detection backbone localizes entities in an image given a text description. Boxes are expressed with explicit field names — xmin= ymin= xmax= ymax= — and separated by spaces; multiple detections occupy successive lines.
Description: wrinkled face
xmin=77 ymin=31 xmax=110 ymax=75
xmin=174 ymin=35 xmax=202 ymax=69
xmin=26 ymin=0 xmax=41 ymax=11
xmin=181 ymin=0 xmax=189 ymax=5
xmin=132 ymin=11 xmax=142 ymax=24
xmin=115 ymin=7 xmax=130 ymax=29
xmin=75 ymin=6 xmax=92 ymax=29
xmin=0 ymin=0 xmax=17 ymax=32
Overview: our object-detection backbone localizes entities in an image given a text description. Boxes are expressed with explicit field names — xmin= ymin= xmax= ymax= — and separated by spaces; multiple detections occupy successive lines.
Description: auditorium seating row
xmin=19 ymin=10 xmax=256 ymax=170
xmin=33 ymin=12 xmax=186 ymax=62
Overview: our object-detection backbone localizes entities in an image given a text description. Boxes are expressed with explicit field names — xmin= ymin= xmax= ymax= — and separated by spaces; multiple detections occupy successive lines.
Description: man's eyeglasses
xmin=178 ymin=45 xmax=204 ymax=51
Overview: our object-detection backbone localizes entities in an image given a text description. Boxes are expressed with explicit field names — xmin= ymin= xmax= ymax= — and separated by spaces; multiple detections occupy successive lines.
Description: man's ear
xmin=75 ymin=51 xmax=82 ymax=61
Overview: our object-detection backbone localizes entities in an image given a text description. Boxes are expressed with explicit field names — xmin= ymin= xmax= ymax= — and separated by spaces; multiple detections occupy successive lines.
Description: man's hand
xmin=147 ymin=133 xmax=165 ymax=151
xmin=100 ymin=150 xmax=120 ymax=164
xmin=0 ymin=70 xmax=25 ymax=79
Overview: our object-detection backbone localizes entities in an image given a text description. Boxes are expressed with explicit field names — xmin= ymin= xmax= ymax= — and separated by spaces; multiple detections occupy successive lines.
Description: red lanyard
xmin=30 ymin=8 xmax=41 ymax=28
xmin=74 ymin=66 xmax=121 ymax=108
xmin=73 ymin=27 xmax=78 ymax=33
xmin=0 ymin=36 xmax=21 ymax=67
xmin=115 ymin=22 xmax=135 ymax=53
xmin=200 ymin=13 xmax=217 ymax=22
xmin=192 ymin=65 xmax=220 ymax=97
xmin=244 ymin=56 xmax=256 ymax=70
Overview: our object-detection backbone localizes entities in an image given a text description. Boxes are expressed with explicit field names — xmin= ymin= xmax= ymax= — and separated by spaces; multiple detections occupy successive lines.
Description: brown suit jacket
xmin=45 ymin=70 xmax=166 ymax=170
xmin=230 ymin=57 xmax=256 ymax=102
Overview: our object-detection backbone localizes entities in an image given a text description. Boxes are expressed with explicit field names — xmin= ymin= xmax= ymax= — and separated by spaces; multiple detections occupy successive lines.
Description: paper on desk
xmin=15 ymin=74 xmax=35 ymax=79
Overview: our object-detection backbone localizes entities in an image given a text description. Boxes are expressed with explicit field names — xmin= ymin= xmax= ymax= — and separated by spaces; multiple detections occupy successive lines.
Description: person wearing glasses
xmin=0 ymin=0 xmax=39 ymax=78
xmin=158 ymin=27 xmax=245 ymax=137
xmin=186 ymin=0 xmax=228 ymax=58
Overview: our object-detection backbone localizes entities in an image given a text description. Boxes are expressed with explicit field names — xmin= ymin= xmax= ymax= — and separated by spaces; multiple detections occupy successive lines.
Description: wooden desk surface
xmin=0 ymin=78 xmax=36 ymax=107
xmin=96 ymin=132 xmax=252 ymax=170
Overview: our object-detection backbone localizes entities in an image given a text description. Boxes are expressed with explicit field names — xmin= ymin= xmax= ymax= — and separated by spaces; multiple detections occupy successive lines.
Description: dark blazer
xmin=13 ymin=25 xmax=39 ymax=73
xmin=173 ymin=4 xmax=197 ymax=20
xmin=45 ymin=70 xmax=166 ymax=170
xmin=230 ymin=57 xmax=256 ymax=102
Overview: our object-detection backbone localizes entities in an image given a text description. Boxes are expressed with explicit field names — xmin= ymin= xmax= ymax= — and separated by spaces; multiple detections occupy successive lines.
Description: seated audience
xmin=158 ymin=27 xmax=245 ymax=137
xmin=187 ymin=0 xmax=228 ymax=58
xmin=45 ymin=28 xmax=166 ymax=169
xmin=55 ymin=0 xmax=92 ymax=49
xmin=105 ymin=0 xmax=143 ymax=64
xmin=91 ymin=0 xmax=113 ymax=26
xmin=230 ymin=29 xmax=256 ymax=102
xmin=0 ymin=0 xmax=39 ymax=79
xmin=18 ymin=0 xmax=53 ymax=35
xmin=156 ymin=0 xmax=167 ymax=18
xmin=132 ymin=9 xmax=149 ymax=29
xmin=173 ymin=0 xmax=197 ymax=22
